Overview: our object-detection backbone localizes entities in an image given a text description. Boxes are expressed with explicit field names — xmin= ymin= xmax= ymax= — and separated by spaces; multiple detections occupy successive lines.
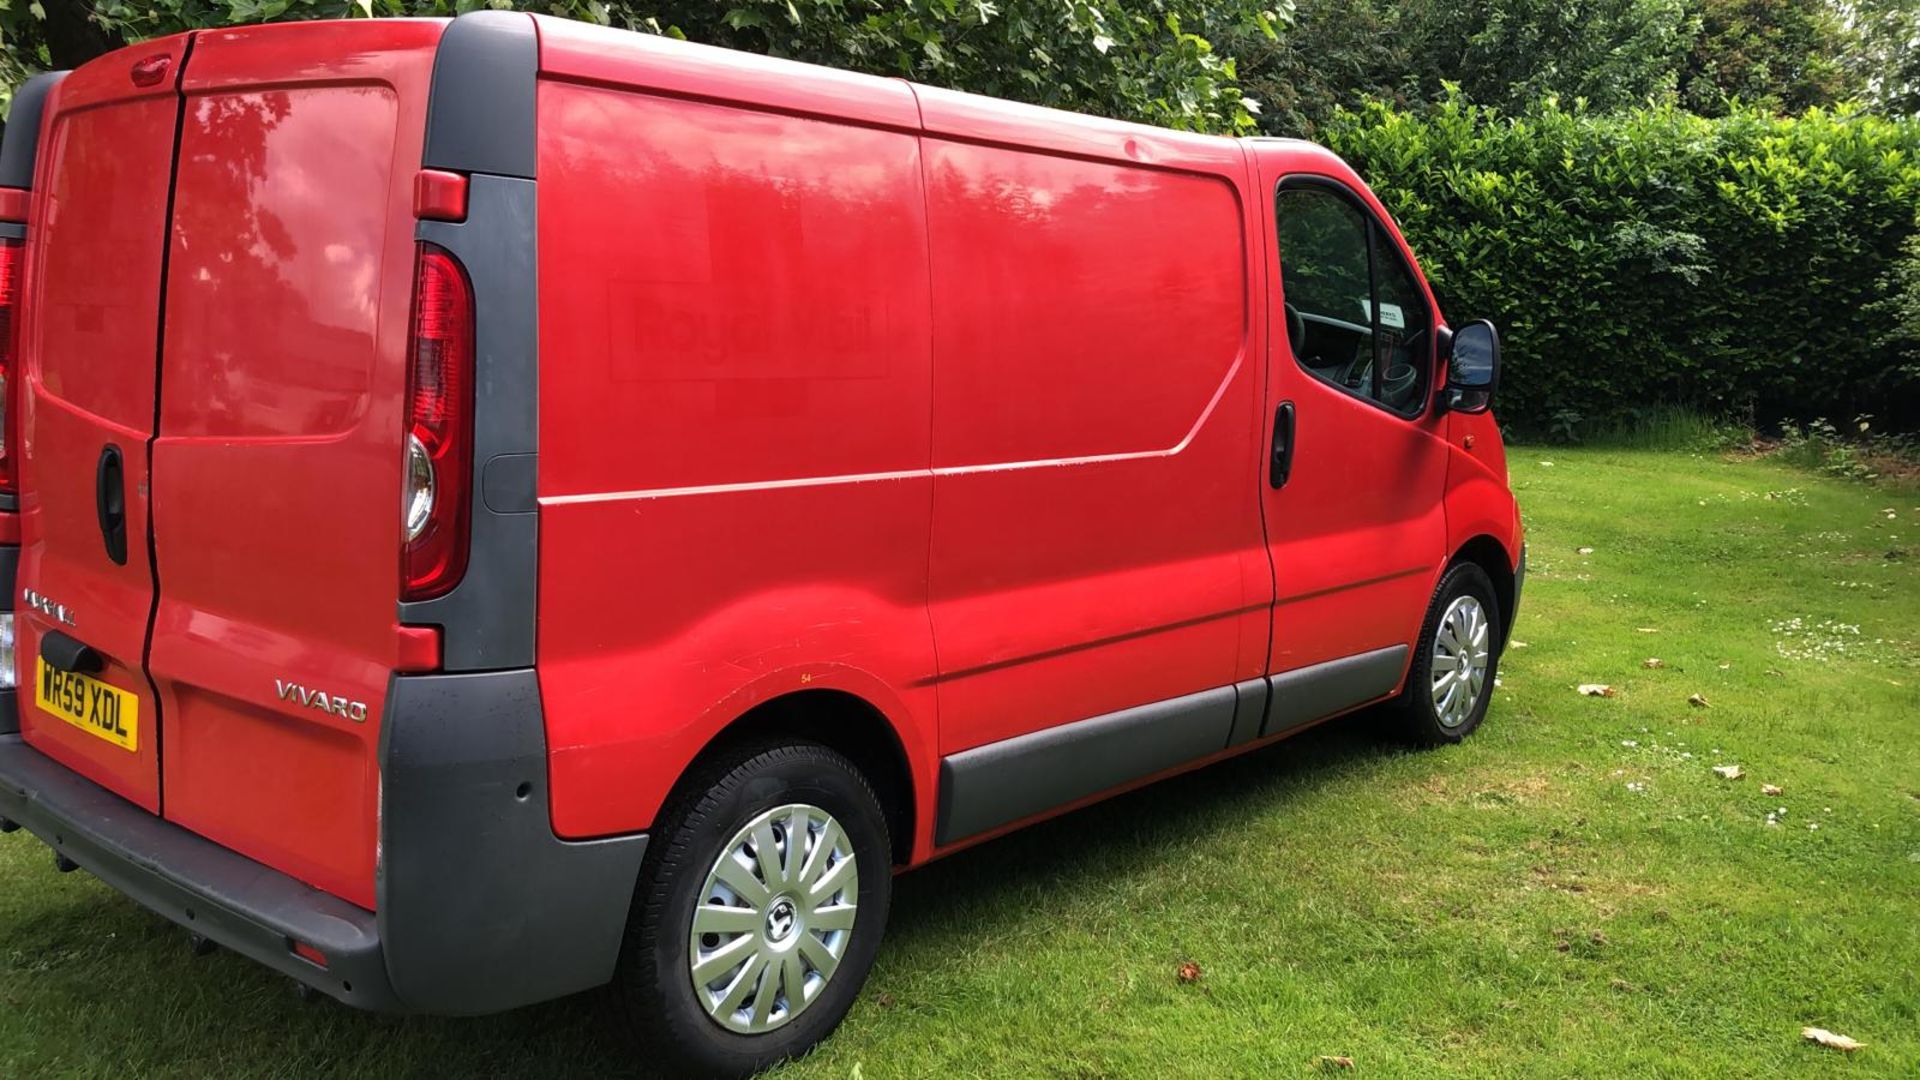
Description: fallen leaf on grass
xmin=1762 ymin=783 xmax=1783 ymax=796
xmin=1643 ymin=658 xmax=1665 ymax=669
xmin=1688 ymin=693 xmax=1711 ymax=708
xmin=1176 ymin=961 xmax=1202 ymax=984
xmin=1802 ymin=1027 xmax=1864 ymax=1052
xmin=1511 ymin=640 xmax=1530 ymax=648
xmin=1576 ymin=546 xmax=1595 ymax=555
xmin=1578 ymin=684 xmax=1615 ymax=697
xmin=1314 ymin=1056 xmax=1356 ymax=1071
xmin=1636 ymin=627 xmax=1660 ymax=633
xmin=1712 ymin=764 xmax=1744 ymax=780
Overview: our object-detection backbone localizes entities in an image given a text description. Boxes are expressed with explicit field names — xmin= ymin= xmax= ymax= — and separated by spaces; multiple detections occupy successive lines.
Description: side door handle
xmin=96 ymin=444 xmax=128 ymax=566
xmin=1269 ymin=401 xmax=1296 ymax=489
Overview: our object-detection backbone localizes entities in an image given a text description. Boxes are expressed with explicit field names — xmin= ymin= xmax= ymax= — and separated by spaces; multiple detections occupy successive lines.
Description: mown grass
xmin=3 ymin=445 xmax=1916 ymax=1078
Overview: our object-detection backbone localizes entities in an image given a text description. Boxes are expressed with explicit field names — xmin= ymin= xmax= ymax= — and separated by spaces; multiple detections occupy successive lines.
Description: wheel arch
xmin=1448 ymin=534 xmax=1518 ymax=650
xmin=685 ymin=688 xmax=918 ymax=867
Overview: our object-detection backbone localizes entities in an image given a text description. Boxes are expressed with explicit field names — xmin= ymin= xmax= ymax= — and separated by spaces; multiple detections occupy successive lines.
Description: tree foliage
xmin=1681 ymin=0 xmax=1861 ymax=115
xmin=1 ymin=1 xmax=1280 ymax=132
xmin=1230 ymin=0 xmax=1897 ymax=137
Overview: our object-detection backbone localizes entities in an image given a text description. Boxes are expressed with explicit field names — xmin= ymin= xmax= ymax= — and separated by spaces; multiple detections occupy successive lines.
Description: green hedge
xmin=1322 ymin=98 xmax=1920 ymax=438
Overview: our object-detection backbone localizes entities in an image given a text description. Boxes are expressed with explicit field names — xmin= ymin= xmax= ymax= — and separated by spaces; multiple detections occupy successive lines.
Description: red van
xmin=0 ymin=13 xmax=1522 ymax=1076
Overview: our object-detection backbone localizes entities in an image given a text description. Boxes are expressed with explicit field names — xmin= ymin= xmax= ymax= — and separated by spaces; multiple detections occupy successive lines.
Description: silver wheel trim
xmin=1429 ymin=594 xmax=1491 ymax=728
xmin=688 ymin=803 xmax=859 ymax=1035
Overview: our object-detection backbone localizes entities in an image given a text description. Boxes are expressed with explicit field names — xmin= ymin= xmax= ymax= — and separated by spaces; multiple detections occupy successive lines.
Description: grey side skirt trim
xmin=936 ymin=684 xmax=1237 ymax=845
xmin=936 ymin=645 xmax=1413 ymax=846
xmin=1262 ymin=645 xmax=1408 ymax=737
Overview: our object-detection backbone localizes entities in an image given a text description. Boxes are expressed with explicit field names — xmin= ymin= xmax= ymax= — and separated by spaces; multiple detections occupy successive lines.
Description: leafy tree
xmin=1681 ymin=0 xmax=1862 ymax=115
xmin=1233 ymin=0 xmax=1697 ymax=137
xmin=1836 ymin=0 xmax=1920 ymax=114
xmin=1 ymin=1 xmax=1281 ymax=133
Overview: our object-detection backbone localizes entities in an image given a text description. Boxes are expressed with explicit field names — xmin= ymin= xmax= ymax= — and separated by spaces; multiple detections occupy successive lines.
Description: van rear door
xmin=17 ymin=23 xmax=443 ymax=908
xmin=144 ymin=22 xmax=443 ymax=909
xmin=14 ymin=37 xmax=192 ymax=814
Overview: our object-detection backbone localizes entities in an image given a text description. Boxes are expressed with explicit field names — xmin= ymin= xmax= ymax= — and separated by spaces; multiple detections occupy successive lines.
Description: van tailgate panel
xmin=148 ymin=23 xmax=441 ymax=908
xmin=15 ymin=42 xmax=190 ymax=813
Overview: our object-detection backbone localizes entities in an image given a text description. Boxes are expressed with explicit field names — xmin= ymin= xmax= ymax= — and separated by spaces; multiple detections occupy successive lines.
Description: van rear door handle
xmin=41 ymin=629 xmax=105 ymax=674
xmin=1269 ymin=401 xmax=1296 ymax=488
xmin=96 ymin=444 xmax=128 ymax=566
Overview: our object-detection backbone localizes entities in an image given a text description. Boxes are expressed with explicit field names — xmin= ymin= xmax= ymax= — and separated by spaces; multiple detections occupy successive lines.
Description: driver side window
xmin=1276 ymin=181 xmax=1432 ymax=416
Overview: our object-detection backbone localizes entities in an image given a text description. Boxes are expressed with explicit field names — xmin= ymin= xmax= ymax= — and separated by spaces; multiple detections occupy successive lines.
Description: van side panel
xmin=146 ymin=23 xmax=441 ymax=908
xmin=533 ymin=77 xmax=939 ymax=842
xmin=921 ymin=137 xmax=1266 ymax=757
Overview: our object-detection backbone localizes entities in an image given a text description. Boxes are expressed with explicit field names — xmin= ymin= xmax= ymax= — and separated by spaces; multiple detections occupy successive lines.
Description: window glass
xmin=1368 ymin=226 xmax=1433 ymax=414
xmin=1275 ymin=183 xmax=1431 ymax=415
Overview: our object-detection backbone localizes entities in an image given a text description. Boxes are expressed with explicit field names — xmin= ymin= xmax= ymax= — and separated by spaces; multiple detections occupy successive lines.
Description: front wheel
xmin=1397 ymin=562 xmax=1503 ymax=744
xmin=614 ymin=741 xmax=893 ymax=1078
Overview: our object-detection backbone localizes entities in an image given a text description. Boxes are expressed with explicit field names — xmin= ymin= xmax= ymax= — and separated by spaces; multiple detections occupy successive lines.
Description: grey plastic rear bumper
xmin=0 ymin=669 xmax=648 ymax=1015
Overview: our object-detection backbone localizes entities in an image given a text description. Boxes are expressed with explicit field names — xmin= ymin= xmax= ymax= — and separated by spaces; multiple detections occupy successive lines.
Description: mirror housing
xmin=1441 ymin=319 xmax=1500 ymax=414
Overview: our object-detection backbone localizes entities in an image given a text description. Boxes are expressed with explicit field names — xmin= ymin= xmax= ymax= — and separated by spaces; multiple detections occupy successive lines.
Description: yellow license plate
xmin=36 ymin=658 xmax=139 ymax=752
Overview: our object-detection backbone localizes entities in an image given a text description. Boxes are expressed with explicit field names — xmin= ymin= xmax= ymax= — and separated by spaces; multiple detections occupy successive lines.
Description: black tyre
xmin=614 ymin=740 xmax=893 ymax=1078
xmin=1397 ymin=562 xmax=1504 ymax=744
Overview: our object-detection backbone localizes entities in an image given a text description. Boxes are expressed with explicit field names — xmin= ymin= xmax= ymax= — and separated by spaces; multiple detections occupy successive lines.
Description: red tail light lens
xmin=0 ymin=238 xmax=21 ymax=496
xmin=401 ymin=243 xmax=473 ymax=601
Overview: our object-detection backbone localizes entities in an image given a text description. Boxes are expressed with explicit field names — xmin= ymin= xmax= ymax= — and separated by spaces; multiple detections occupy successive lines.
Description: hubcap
xmin=688 ymin=803 xmax=858 ymax=1035
xmin=1429 ymin=594 xmax=1490 ymax=728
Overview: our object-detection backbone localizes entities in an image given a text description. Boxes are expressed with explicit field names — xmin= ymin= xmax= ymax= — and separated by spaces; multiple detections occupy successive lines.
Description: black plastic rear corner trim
xmin=379 ymin=669 xmax=647 ymax=1013
xmin=0 ymin=70 xmax=68 ymax=190
xmin=422 ymin=12 xmax=538 ymax=180
xmin=400 ymin=176 xmax=539 ymax=670
xmin=402 ymin=11 xmax=541 ymax=670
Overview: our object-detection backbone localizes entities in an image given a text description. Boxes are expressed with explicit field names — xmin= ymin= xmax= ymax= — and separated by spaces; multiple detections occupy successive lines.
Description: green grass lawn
xmin=4 ymin=446 xmax=1916 ymax=1078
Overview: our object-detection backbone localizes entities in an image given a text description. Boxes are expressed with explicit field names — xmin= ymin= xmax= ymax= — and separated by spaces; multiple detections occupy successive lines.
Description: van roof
xmin=534 ymin=14 xmax=1266 ymax=178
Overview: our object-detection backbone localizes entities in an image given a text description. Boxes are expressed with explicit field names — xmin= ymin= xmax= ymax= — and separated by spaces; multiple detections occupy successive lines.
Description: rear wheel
xmin=614 ymin=741 xmax=892 ymax=1078
xmin=1397 ymin=562 xmax=1503 ymax=744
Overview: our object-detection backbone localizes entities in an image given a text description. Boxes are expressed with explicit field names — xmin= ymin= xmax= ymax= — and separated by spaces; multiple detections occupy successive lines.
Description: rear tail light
xmin=400 ymin=243 xmax=473 ymax=601
xmin=0 ymin=237 xmax=21 ymax=496
xmin=0 ymin=612 xmax=14 ymax=691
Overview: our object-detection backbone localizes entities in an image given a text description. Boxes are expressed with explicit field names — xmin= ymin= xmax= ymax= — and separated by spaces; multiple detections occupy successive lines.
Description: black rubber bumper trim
xmin=0 ymin=668 xmax=648 ymax=1016
xmin=0 ymin=733 xmax=403 ymax=1010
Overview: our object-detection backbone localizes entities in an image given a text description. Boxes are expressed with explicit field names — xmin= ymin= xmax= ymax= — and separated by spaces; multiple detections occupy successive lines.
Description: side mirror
xmin=1442 ymin=319 xmax=1500 ymax=414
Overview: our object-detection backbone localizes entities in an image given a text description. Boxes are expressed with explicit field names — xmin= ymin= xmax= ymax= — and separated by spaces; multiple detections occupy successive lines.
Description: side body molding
xmin=936 ymin=646 xmax=1410 ymax=847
